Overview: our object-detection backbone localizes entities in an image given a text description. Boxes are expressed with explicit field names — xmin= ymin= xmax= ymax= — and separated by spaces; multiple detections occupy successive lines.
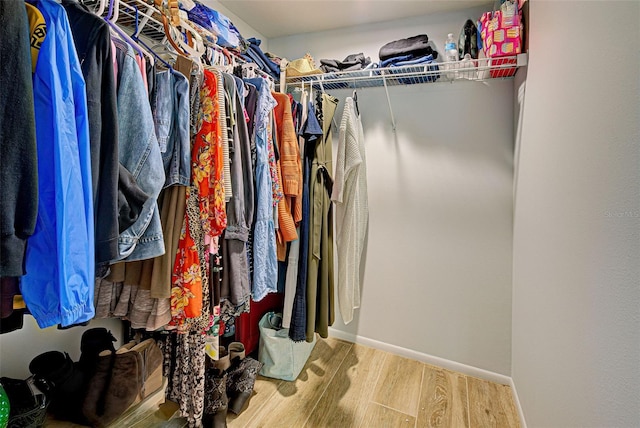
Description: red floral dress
xmin=170 ymin=69 xmax=226 ymax=331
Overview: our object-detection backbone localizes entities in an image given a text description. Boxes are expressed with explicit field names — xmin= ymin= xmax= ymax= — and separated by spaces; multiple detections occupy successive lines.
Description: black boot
xmin=28 ymin=351 xmax=85 ymax=423
xmin=225 ymin=342 xmax=263 ymax=415
xmin=203 ymin=347 xmax=230 ymax=428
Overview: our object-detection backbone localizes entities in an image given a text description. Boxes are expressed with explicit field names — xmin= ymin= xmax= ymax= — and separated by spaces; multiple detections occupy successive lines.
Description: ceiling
xmin=216 ymin=0 xmax=492 ymax=39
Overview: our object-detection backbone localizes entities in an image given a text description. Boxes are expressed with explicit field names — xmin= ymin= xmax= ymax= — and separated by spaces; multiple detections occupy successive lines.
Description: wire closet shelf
xmin=284 ymin=53 xmax=528 ymax=91
xmin=84 ymin=0 xmax=276 ymax=83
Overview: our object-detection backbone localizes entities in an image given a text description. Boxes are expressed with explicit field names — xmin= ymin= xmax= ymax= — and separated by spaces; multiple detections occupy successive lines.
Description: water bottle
xmin=445 ymin=33 xmax=459 ymax=79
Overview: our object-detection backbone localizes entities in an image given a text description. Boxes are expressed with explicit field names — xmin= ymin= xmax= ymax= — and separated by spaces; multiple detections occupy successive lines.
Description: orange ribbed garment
xmin=272 ymin=92 xmax=302 ymax=259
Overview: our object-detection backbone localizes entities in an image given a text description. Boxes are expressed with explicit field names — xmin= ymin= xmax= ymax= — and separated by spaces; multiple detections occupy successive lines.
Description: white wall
xmin=270 ymin=5 xmax=491 ymax=67
xmin=201 ymin=0 xmax=269 ymax=50
xmin=512 ymin=1 xmax=640 ymax=427
xmin=272 ymin=6 xmax=514 ymax=376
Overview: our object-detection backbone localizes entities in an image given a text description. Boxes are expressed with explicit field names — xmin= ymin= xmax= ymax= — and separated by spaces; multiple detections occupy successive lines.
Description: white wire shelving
xmin=284 ymin=53 xmax=528 ymax=91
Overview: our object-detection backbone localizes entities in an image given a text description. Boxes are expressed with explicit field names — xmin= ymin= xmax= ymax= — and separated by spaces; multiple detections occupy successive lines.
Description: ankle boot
xmin=78 ymin=328 xmax=117 ymax=373
xmin=29 ymin=351 xmax=85 ymax=422
xmin=225 ymin=342 xmax=262 ymax=415
xmin=128 ymin=339 xmax=164 ymax=400
xmin=228 ymin=342 xmax=245 ymax=363
xmin=203 ymin=347 xmax=230 ymax=428
xmin=82 ymin=347 xmax=143 ymax=428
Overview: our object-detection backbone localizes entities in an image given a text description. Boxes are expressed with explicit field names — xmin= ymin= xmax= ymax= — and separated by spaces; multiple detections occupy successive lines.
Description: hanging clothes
xmin=142 ymin=60 xmax=202 ymax=301
xmin=147 ymin=185 xmax=187 ymax=299
xmin=170 ymin=69 xmax=219 ymax=331
xmin=154 ymin=69 xmax=191 ymax=188
xmin=163 ymin=332 xmax=207 ymax=428
xmin=220 ymin=74 xmax=254 ymax=308
xmin=221 ymin=83 xmax=233 ymax=205
xmin=305 ymin=93 xmax=338 ymax=342
xmin=272 ymin=92 xmax=302 ymax=260
xmin=90 ymin=40 xmax=171 ymax=331
xmin=210 ymin=69 xmax=228 ymax=239
xmin=289 ymin=99 xmax=323 ymax=341
xmin=331 ymin=97 xmax=369 ymax=324
xmin=22 ymin=0 xmax=95 ymax=328
xmin=113 ymin=39 xmax=166 ymax=261
xmin=164 ymin=69 xmax=230 ymax=428
xmin=282 ymin=91 xmax=309 ymax=329
xmin=137 ymin=67 xmax=193 ymax=301
xmin=25 ymin=3 xmax=46 ymax=72
xmin=244 ymin=81 xmax=258 ymax=289
xmin=0 ymin=0 xmax=38 ymax=278
xmin=266 ymin=106 xmax=283 ymax=213
xmin=62 ymin=0 xmax=120 ymax=265
xmin=245 ymin=78 xmax=278 ymax=302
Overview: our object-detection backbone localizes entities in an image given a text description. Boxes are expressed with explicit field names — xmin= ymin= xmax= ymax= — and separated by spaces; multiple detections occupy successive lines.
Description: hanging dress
xmin=305 ymin=93 xmax=338 ymax=341
xmin=170 ymin=69 xmax=220 ymax=333
xmin=331 ymin=97 xmax=369 ymax=324
xmin=166 ymin=69 xmax=223 ymax=428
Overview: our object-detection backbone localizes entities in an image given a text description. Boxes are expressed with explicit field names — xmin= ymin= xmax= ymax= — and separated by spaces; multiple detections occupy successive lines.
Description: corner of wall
xmin=200 ymin=0 xmax=270 ymax=49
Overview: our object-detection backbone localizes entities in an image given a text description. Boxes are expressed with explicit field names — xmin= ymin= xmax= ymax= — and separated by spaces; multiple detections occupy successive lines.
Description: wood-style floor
xmin=46 ymin=337 xmax=520 ymax=428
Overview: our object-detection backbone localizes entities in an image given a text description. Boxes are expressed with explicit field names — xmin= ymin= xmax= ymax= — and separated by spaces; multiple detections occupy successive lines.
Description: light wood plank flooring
xmin=46 ymin=337 xmax=520 ymax=428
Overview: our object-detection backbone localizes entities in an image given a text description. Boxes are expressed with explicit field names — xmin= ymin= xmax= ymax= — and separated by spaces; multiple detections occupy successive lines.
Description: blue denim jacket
xmin=114 ymin=40 xmax=166 ymax=261
xmin=153 ymin=69 xmax=190 ymax=187
xmin=245 ymin=78 xmax=278 ymax=301
xmin=22 ymin=0 xmax=95 ymax=328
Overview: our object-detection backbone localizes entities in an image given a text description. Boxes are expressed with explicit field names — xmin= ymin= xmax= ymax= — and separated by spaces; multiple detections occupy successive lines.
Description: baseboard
xmin=509 ymin=377 xmax=528 ymax=428
xmin=328 ymin=327 xmax=512 ymax=385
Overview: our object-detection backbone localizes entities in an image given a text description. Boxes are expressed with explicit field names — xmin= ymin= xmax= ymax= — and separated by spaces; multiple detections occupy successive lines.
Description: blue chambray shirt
xmin=22 ymin=0 xmax=95 ymax=328
xmin=245 ymin=78 xmax=278 ymax=301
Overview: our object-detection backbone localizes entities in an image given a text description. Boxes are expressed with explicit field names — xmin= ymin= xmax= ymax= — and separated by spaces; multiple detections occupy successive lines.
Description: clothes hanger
xmin=105 ymin=0 xmax=147 ymax=62
xmin=152 ymin=0 xmax=205 ymax=63
xmin=242 ymin=63 xmax=258 ymax=78
xmin=154 ymin=0 xmax=189 ymax=57
xmin=212 ymin=46 xmax=232 ymax=72
xmin=352 ymin=88 xmax=360 ymax=116
xmin=202 ymin=46 xmax=213 ymax=66
xmin=105 ymin=0 xmax=114 ymax=20
xmin=170 ymin=22 xmax=206 ymax=75
xmin=132 ymin=6 xmax=180 ymax=70
xmin=221 ymin=48 xmax=233 ymax=67
xmin=118 ymin=0 xmax=184 ymax=68
xmin=118 ymin=3 xmax=155 ymax=66
xmin=207 ymin=46 xmax=228 ymax=73
xmin=95 ymin=0 xmax=107 ymax=16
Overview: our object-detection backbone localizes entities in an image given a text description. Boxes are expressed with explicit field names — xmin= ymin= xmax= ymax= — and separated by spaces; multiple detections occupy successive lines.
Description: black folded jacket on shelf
xmin=378 ymin=34 xmax=433 ymax=61
xmin=320 ymin=52 xmax=372 ymax=73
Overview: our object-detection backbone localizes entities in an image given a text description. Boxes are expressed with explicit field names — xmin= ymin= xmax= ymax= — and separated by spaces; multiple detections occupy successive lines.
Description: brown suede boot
xmin=129 ymin=339 xmax=164 ymax=400
xmin=82 ymin=348 xmax=143 ymax=428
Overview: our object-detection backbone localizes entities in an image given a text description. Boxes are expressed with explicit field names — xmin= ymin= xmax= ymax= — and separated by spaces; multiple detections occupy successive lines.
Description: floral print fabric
xmin=170 ymin=70 xmax=225 ymax=332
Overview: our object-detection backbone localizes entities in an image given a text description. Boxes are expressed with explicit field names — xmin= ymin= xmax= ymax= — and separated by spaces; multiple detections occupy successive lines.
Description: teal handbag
xmin=258 ymin=312 xmax=316 ymax=381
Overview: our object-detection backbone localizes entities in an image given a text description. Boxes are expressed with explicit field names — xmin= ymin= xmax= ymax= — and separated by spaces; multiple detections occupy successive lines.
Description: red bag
xmin=235 ymin=293 xmax=284 ymax=354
